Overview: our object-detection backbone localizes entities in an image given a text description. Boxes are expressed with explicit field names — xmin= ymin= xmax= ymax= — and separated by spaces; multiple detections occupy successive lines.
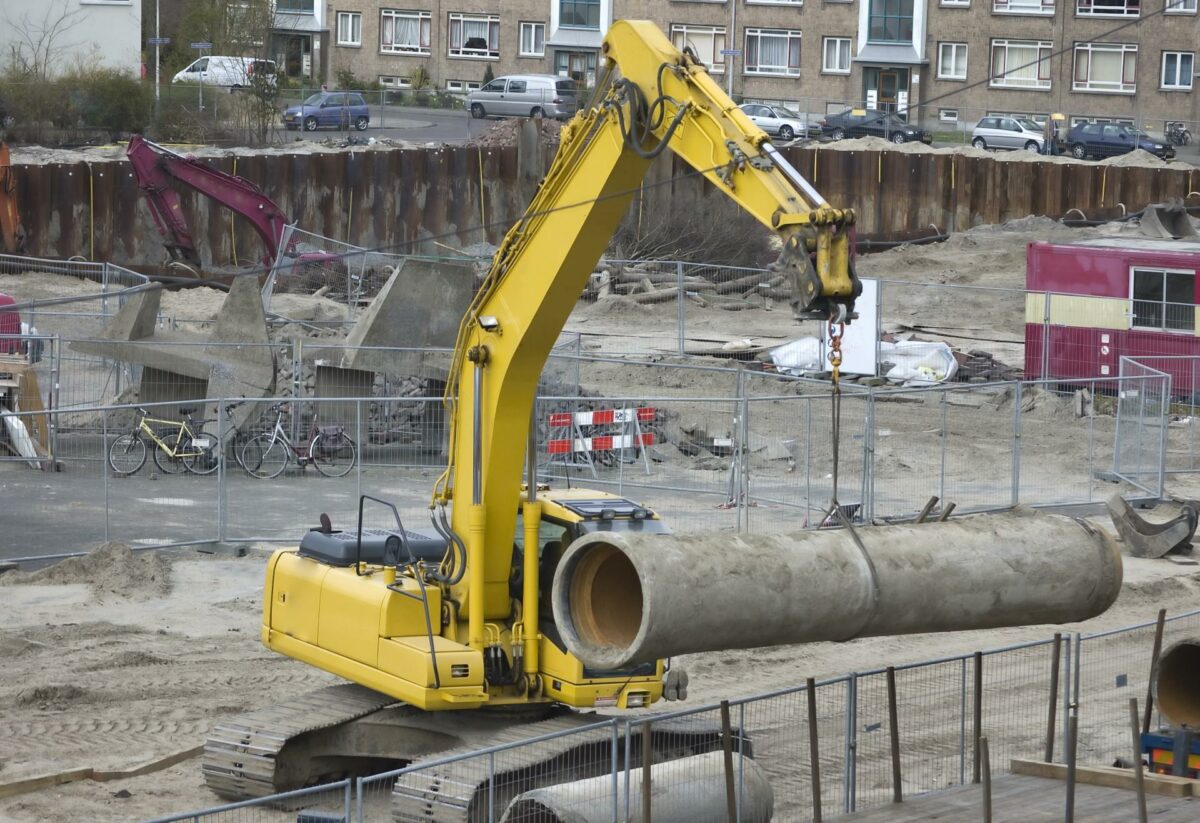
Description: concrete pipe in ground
xmin=552 ymin=510 xmax=1122 ymax=670
xmin=1152 ymin=638 xmax=1200 ymax=728
xmin=499 ymin=751 xmax=773 ymax=823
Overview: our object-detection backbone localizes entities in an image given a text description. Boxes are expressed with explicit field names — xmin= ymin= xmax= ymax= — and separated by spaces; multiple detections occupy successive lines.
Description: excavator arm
xmin=438 ymin=20 xmax=861 ymax=641
xmin=0 ymin=142 xmax=26 ymax=254
xmin=126 ymin=134 xmax=290 ymax=272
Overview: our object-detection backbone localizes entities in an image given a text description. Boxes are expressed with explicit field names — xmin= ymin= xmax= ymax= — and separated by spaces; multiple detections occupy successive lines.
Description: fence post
xmin=720 ymin=701 xmax=738 ymax=822
xmin=844 ymin=673 xmax=858 ymax=812
xmin=344 ymin=779 xmax=352 ymax=823
xmin=740 ymin=375 xmax=750 ymax=534
xmin=1041 ymin=291 xmax=1051 ymax=380
xmin=939 ymin=390 xmax=948 ymax=504
xmin=102 ymin=408 xmax=110 ymax=542
xmin=1129 ymin=698 xmax=1149 ymax=823
xmin=1157 ymin=372 xmax=1170 ymax=498
xmin=972 ymin=651 xmax=983 ymax=784
xmin=862 ymin=390 xmax=875 ymax=521
xmin=874 ymin=279 xmax=883 ymax=379
xmin=641 ymin=722 xmax=653 ymax=823
xmin=49 ymin=336 xmax=61 ymax=461
xmin=676 ymin=261 xmax=685 ymax=356
xmin=959 ymin=656 xmax=967 ymax=785
xmin=1143 ymin=609 xmax=1167 ymax=734
xmin=356 ymin=776 xmax=365 ymax=823
xmin=356 ymin=399 xmax=363 ymax=506
xmin=624 ymin=719 xmax=633 ymax=822
xmin=1062 ymin=633 xmax=1073 ymax=765
xmin=611 ymin=720 xmax=620 ymax=823
xmin=1011 ymin=382 xmax=1022 ymax=506
xmin=488 ymin=751 xmax=496 ymax=822
xmin=1045 ymin=633 xmax=1062 ymax=762
xmin=216 ymin=398 xmax=225 ymax=543
xmin=887 ymin=666 xmax=902 ymax=803
xmin=806 ymin=677 xmax=823 ymax=822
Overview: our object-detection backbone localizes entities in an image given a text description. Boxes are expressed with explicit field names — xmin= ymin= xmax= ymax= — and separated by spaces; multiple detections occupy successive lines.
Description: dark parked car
xmin=283 ymin=91 xmax=370 ymax=132
xmin=820 ymin=108 xmax=932 ymax=144
xmin=1065 ymin=122 xmax=1175 ymax=161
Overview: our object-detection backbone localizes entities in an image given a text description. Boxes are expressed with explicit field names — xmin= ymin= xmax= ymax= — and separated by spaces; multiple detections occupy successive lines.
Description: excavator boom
xmin=0 ymin=142 xmax=26 ymax=254
xmin=438 ymin=19 xmax=860 ymax=635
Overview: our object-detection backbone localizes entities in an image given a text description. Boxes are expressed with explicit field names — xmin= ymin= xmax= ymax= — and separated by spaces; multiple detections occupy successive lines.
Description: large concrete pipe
xmin=499 ymin=751 xmax=773 ymax=823
xmin=1152 ymin=638 xmax=1200 ymax=728
xmin=552 ymin=511 xmax=1122 ymax=670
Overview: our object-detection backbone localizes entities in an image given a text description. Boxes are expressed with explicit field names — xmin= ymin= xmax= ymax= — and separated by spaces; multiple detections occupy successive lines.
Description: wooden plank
xmin=1011 ymin=758 xmax=1195 ymax=797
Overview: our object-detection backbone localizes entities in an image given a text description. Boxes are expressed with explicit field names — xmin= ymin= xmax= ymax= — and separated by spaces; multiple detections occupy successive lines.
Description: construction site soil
xmin=2 ymin=218 xmax=1199 ymax=820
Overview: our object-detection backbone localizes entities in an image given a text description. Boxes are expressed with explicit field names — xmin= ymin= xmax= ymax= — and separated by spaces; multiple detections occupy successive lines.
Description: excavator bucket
xmin=1106 ymin=494 xmax=1198 ymax=558
xmin=1139 ymin=201 xmax=1199 ymax=241
xmin=0 ymin=142 xmax=27 ymax=254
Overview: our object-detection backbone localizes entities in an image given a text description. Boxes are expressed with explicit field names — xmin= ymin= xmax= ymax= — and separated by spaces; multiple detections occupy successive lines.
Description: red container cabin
xmin=1025 ymin=238 xmax=1200 ymax=392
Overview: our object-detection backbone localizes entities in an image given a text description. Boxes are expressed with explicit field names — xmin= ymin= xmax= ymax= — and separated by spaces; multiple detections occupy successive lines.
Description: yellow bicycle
xmin=107 ymin=405 xmax=231 ymax=476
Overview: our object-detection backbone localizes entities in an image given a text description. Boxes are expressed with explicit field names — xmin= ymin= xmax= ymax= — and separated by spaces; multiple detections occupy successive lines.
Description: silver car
xmin=739 ymin=103 xmax=819 ymax=142
xmin=467 ymin=74 xmax=578 ymax=120
xmin=971 ymin=116 xmax=1044 ymax=152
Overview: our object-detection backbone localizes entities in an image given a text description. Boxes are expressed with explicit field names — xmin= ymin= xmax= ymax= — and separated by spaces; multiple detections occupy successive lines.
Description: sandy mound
xmin=1 ymin=542 xmax=172 ymax=600
xmin=823 ymin=135 xmax=936 ymax=154
xmin=0 ymin=272 xmax=105 ymax=301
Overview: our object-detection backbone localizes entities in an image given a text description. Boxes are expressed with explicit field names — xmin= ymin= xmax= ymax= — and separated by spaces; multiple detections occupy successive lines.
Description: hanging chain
xmin=828 ymin=318 xmax=845 ymax=518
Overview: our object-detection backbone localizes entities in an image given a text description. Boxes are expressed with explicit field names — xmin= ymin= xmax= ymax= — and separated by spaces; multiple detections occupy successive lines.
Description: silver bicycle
xmin=240 ymin=403 xmax=357 ymax=479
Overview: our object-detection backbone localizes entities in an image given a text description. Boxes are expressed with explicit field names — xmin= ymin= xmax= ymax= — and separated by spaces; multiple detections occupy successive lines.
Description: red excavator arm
xmin=0 ymin=142 xmax=26 ymax=254
xmin=127 ymin=134 xmax=289 ymax=272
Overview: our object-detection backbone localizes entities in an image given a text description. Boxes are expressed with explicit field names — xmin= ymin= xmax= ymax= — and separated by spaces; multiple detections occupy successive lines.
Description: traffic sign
xmin=190 ymin=41 xmax=213 ymax=49
xmin=720 ymin=49 xmax=742 ymax=56
xmin=148 ymin=37 xmax=170 ymax=45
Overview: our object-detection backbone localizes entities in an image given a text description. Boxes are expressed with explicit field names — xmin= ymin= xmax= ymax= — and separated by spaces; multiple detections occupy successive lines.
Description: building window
xmin=560 ymin=0 xmax=601 ymax=29
xmin=1076 ymin=0 xmax=1140 ymax=15
xmin=868 ymin=0 xmax=914 ymax=44
xmin=1166 ymin=0 xmax=1197 ymax=12
xmin=990 ymin=40 xmax=1052 ymax=89
xmin=379 ymin=75 xmax=412 ymax=88
xmin=746 ymin=0 xmax=804 ymax=4
xmin=276 ymin=0 xmax=315 ymax=12
xmin=672 ymin=24 xmax=727 ymax=74
xmin=822 ymin=37 xmax=851 ymax=74
xmin=520 ymin=22 xmax=546 ymax=57
xmin=745 ymin=29 xmax=801 ymax=76
xmin=336 ymin=12 xmax=362 ymax=47
xmin=994 ymin=0 xmax=1055 ymax=13
xmin=446 ymin=79 xmax=483 ymax=92
xmin=938 ymin=43 xmax=968 ymax=80
xmin=939 ymin=108 xmax=959 ymax=122
xmin=1162 ymin=51 xmax=1194 ymax=89
xmin=1132 ymin=268 xmax=1194 ymax=332
xmin=1073 ymin=43 xmax=1137 ymax=93
xmin=380 ymin=10 xmax=432 ymax=55
xmin=940 ymin=0 xmax=970 ymax=6
xmin=448 ymin=12 xmax=500 ymax=59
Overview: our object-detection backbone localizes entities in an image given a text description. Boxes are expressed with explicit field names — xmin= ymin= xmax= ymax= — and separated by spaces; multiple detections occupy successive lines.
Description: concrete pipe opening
xmin=1153 ymin=639 xmax=1200 ymax=728
xmin=562 ymin=541 xmax=643 ymax=654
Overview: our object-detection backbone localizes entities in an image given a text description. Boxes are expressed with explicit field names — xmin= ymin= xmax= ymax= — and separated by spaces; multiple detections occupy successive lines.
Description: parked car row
xmin=282 ymin=91 xmax=371 ymax=131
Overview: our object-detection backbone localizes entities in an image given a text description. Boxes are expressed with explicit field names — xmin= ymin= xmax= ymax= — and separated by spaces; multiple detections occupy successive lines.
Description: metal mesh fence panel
xmin=1075 ymin=610 xmax=1200 ymax=767
xmin=1112 ymin=360 xmax=1170 ymax=497
xmin=977 ymin=640 xmax=1061 ymax=773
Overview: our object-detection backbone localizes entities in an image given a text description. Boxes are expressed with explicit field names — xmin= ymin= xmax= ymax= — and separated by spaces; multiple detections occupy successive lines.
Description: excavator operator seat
xmin=298 ymin=526 xmax=448 ymax=567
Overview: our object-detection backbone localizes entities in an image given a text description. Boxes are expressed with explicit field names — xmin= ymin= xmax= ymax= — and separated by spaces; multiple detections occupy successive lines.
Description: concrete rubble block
xmin=341 ymin=258 xmax=476 ymax=377
xmin=553 ymin=509 xmax=1124 ymax=670
xmin=202 ymin=276 xmax=276 ymax=431
xmin=100 ymin=283 xmax=162 ymax=342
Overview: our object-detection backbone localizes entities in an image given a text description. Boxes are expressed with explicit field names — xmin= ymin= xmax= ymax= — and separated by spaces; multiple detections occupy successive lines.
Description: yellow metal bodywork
xmin=266 ymin=19 xmax=853 ymax=715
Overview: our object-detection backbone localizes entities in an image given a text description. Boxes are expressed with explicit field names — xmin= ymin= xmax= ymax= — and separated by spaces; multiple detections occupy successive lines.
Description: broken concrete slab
xmin=99 ymin=283 xmax=161 ymax=342
xmin=339 ymin=258 xmax=475 ymax=376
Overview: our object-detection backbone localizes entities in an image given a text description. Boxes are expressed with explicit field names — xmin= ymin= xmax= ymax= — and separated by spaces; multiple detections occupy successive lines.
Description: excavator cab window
xmin=509 ymin=514 xmax=572 ymax=603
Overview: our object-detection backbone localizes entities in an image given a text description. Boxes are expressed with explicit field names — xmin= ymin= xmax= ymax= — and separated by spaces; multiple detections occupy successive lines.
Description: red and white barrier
xmin=545 ymin=406 xmax=656 ymax=475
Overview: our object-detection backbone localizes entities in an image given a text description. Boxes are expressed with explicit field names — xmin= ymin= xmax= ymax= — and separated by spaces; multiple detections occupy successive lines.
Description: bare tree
xmin=1 ymin=0 xmax=90 ymax=80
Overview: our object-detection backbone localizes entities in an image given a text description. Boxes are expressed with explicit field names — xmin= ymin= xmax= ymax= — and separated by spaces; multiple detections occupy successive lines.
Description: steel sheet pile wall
xmin=10 ymin=145 xmax=1199 ymax=264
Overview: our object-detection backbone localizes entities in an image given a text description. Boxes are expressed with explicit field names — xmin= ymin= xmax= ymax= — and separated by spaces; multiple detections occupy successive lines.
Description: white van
xmin=172 ymin=57 xmax=277 ymax=90
xmin=466 ymin=74 xmax=579 ymax=120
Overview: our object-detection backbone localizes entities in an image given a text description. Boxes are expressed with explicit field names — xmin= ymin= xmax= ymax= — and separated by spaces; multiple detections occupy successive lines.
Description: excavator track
xmin=391 ymin=716 xmax=741 ymax=822
xmin=202 ymin=683 xmax=397 ymax=799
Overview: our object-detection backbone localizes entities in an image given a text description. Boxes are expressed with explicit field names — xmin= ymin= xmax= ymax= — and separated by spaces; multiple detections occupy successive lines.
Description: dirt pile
xmin=817 ymin=138 xmax=1195 ymax=169
xmin=0 ymin=542 xmax=172 ymax=600
xmin=465 ymin=117 xmax=564 ymax=148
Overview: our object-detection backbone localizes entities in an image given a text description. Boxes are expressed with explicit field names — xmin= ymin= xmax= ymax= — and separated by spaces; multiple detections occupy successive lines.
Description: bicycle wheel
xmin=182 ymin=431 xmax=224 ymax=475
xmin=107 ymin=433 xmax=147 ymax=475
xmin=153 ymin=437 xmax=188 ymax=474
xmin=242 ymin=434 xmax=289 ymax=479
xmin=310 ymin=431 xmax=357 ymax=477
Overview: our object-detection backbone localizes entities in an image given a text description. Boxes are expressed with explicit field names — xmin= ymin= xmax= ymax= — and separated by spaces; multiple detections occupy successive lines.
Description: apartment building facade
xmin=327 ymin=0 xmax=1200 ymax=129
xmin=0 ymin=0 xmax=141 ymax=77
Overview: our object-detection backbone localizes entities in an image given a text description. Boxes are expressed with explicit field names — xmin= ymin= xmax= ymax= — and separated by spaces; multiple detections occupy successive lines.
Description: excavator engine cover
xmin=298 ymin=527 xmax=449 ymax=567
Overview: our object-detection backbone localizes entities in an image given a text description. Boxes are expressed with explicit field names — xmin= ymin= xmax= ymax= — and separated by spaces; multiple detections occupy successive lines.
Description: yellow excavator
xmin=203 ymin=18 xmax=860 ymax=813
xmin=202 ymin=22 xmax=1125 ymax=818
